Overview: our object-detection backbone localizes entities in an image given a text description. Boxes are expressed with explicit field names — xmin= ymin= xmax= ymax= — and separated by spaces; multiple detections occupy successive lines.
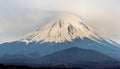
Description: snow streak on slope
xmin=20 ymin=14 xmax=101 ymax=43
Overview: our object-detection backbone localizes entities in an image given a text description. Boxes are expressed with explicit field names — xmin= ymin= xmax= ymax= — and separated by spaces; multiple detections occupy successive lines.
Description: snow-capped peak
xmin=20 ymin=14 xmax=101 ymax=43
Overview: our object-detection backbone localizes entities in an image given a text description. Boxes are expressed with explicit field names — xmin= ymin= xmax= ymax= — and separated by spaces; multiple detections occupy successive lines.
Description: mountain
xmin=31 ymin=47 xmax=118 ymax=68
xmin=0 ymin=14 xmax=120 ymax=68
xmin=19 ymin=14 xmax=120 ymax=60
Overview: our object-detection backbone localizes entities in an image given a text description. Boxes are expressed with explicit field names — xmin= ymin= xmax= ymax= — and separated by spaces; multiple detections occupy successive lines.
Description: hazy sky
xmin=0 ymin=0 xmax=120 ymax=43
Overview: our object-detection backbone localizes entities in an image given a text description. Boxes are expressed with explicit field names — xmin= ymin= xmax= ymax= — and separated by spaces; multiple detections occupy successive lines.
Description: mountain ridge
xmin=31 ymin=47 xmax=118 ymax=68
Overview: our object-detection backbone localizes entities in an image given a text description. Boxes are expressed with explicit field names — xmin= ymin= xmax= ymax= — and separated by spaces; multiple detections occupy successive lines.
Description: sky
xmin=0 ymin=0 xmax=120 ymax=43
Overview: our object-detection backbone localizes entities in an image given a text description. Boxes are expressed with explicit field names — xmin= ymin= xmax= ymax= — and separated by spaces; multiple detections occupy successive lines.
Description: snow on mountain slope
xmin=20 ymin=14 xmax=101 ymax=43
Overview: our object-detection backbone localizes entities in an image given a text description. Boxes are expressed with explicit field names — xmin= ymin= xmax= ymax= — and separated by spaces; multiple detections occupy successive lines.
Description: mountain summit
xmin=21 ymin=14 xmax=100 ymax=43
